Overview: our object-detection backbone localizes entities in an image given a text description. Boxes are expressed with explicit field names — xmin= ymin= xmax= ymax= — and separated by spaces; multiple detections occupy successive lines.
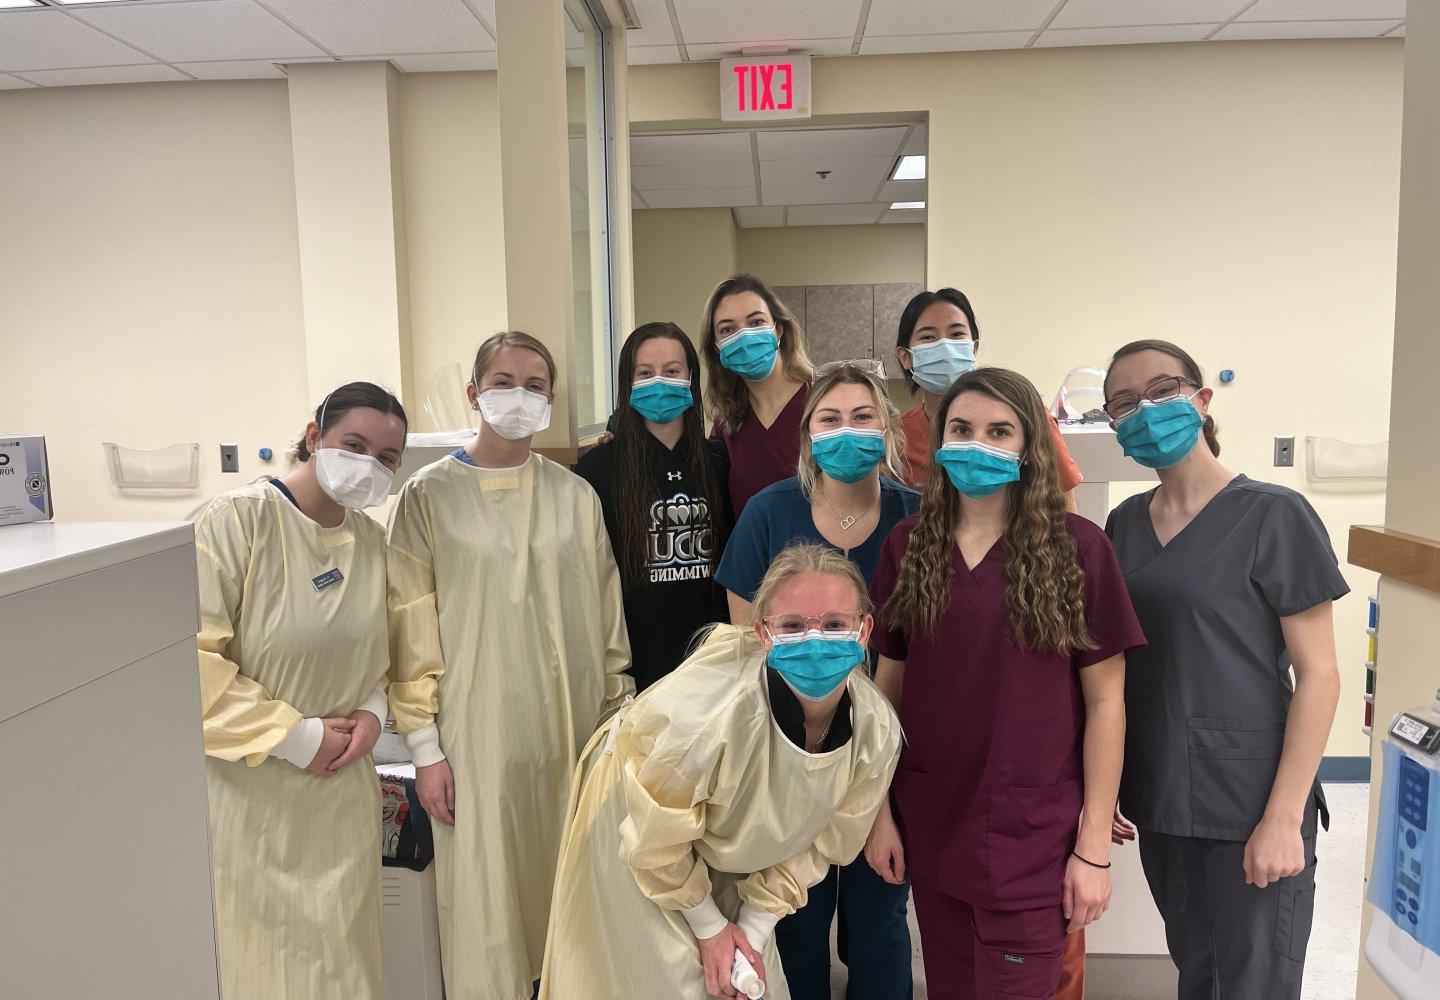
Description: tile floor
xmin=829 ymin=782 xmax=1371 ymax=999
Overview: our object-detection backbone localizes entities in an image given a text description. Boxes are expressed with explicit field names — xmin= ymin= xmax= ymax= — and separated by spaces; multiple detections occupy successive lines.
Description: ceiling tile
xmin=879 ymin=179 xmax=925 ymax=201
xmin=859 ymin=31 xmax=1032 ymax=53
xmin=1036 ymin=23 xmax=1218 ymax=46
xmin=880 ymin=207 xmax=926 ymax=224
xmin=1052 ymin=0 xmax=1249 ymax=29
xmin=642 ymin=186 xmax=758 ymax=208
xmin=634 ymin=160 xmax=755 ymax=190
xmin=627 ymin=44 xmax=682 ymax=64
xmin=684 ymin=36 xmax=854 ymax=60
xmin=785 ymin=203 xmax=887 ymax=226
xmin=1239 ymin=0 xmax=1405 ymax=20
xmin=0 ymin=72 xmax=38 ymax=88
xmin=390 ymin=51 xmax=497 ymax=71
xmin=70 ymin=0 xmax=324 ymax=62
xmin=759 ymin=155 xmax=893 ymax=189
xmin=864 ymin=0 xmax=1059 ymax=36
xmin=631 ymin=131 xmax=754 ymax=165
xmin=261 ymin=0 xmax=494 ymax=56
xmin=1212 ymin=17 xmax=1399 ymax=38
xmin=901 ymin=125 xmax=926 ymax=155
xmin=673 ymin=0 xmax=864 ymax=43
xmin=175 ymin=59 xmax=289 ymax=78
xmin=761 ymin=181 xmax=878 ymax=205
xmin=0 ymin=9 xmax=151 ymax=71
xmin=624 ymin=0 xmax=680 ymax=47
xmin=21 ymin=63 xmax=188 ymax=86
xmin=757 ymin=126 xmax=907 ymax=160
xmin=734 ymin=206 xmax=786 ymax=227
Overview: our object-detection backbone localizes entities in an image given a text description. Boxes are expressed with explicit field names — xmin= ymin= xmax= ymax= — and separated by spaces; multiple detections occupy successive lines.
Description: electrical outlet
xmin=1274 ymin=436 xmax=1295 ymax=468
xmin=220 ymin=443 xmax=240 ymax=474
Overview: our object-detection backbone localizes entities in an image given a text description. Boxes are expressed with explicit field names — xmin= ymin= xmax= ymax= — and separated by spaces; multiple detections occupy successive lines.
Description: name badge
xmin=311 ymin=568 xmax=344 ymax=592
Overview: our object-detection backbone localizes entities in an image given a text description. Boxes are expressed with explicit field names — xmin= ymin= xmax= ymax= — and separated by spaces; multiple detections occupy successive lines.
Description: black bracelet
xmin=1071 ymin=850 xmax=1112 ymax=870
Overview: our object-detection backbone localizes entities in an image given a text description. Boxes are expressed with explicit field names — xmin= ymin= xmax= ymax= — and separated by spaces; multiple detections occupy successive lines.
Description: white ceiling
xmin=632 ymin=123 xmax=927 ymax=228
xmin=0 ymin=0 xmax=1406 ymax=89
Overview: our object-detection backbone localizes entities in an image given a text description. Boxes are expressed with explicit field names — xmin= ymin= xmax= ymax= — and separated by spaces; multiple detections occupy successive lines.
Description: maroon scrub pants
xmin=911 ymin=882 xmax=1068 ymax=999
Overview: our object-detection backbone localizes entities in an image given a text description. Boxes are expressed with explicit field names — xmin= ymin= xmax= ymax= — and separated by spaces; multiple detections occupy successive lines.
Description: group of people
xmin=192 ymin=271 xmax=1347 ymax=1000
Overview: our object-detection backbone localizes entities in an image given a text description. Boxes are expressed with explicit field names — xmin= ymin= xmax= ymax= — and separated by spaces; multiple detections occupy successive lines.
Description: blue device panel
xmin=1395 ymin=755 xmax=1429 ymax=930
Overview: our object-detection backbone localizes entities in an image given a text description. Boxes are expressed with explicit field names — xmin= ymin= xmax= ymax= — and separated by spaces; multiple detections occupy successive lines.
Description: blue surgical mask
xmin=811 ymin=427 xmax=886 ymax=484
xmin=717 ymin=327 xmax=779 ymax=382
xmin=907 ymin=338 xmax=976 ymax=394
xmin=935 ymin=440 xmax=1021 ymax=498
xmin=766 ymin=629 xmax=866 ymax=702
xmin=1114 ymin=394 xmax=1203 ymax=469
xmin=629 ymin=375 xmax=692 ymax=424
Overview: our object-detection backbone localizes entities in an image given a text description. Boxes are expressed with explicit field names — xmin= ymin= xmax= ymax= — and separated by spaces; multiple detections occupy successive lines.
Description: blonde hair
xmin=701 ymin=273 xmax=814 ymax=435
xmin=470 ymin=330 xmax=558 ymax=390
xmin=751 ymin=542 xmax=872 ymax=623
xmin=797 ymin=365 xmax=906 ymax=499
xmin=883 ymin=368 xmax=1095 ymax=654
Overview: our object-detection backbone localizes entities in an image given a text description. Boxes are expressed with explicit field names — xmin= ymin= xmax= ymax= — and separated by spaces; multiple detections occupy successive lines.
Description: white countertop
xmin=0 ymin=521 xmax=194 ymax=599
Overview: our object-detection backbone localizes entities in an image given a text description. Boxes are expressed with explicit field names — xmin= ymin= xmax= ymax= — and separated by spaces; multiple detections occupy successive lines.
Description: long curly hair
xmin=883 ymin=368 xmax=1096 ymax=654
xmin=611 ymin=322 xmax=725 ymax=590
xmin=700 ymin=273 xmax=814 ymax=435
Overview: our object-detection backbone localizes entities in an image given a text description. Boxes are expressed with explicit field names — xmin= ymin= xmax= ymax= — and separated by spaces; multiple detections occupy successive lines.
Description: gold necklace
xmin=816 ymin=480 xmax=880 ymax=532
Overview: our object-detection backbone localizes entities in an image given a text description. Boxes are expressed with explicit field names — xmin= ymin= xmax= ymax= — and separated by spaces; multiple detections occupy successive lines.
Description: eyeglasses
xmin=761 ymin=610 xmax=864 ymax=637
xmin=1102 ymin=375 xmax=1200 ymax=423
xmin=814 ymin=359 xmax=887 ymax=380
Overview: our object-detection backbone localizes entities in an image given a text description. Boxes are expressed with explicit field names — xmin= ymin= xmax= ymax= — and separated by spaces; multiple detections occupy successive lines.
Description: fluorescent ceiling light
xmin=890 ymin=201 xmax=925 ymax=210
xmin=0 ymin=1 xmax=42 ymax=8
xmin=52 ymin=0 xmax=139 ymax=4
xmin=890 ymin=154 xmax=925 ymax=181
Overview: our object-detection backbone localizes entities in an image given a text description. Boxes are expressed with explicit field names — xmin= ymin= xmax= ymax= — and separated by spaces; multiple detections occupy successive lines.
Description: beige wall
xmin=736 ymin=223 xmax=925 ymax=286
xmin=0 ymin=81 xmax=310 ymax=522
xmin=631 ymin=40 xmax=1403 ymax=757
xmin=631 ymin=207 xmax=738 ymax=342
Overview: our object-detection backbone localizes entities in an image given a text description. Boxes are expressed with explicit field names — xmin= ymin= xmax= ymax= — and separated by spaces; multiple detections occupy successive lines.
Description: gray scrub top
xmin=1106 ymin=475 xmax=1349 ymax=842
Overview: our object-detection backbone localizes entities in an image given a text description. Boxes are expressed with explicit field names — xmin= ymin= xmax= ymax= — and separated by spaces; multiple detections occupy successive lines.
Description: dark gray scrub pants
xmin=1138 ymin=830 xmax=1318 ymax=1000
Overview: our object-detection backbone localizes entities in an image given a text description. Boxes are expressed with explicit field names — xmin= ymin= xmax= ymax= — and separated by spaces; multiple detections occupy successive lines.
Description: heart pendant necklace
xmin=818 ymin=482 xmax=878 ymax=533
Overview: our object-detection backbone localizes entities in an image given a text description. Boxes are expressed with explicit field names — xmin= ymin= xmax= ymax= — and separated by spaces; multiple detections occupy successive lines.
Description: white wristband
xmin=404 ymin=723 xmax=446 ymax=767
xmin=355 ymin=685 xmax=389 ymax=727
xmin=680 ymin=896 xmax=728 ymax=941
xmin=736 ymin=903 xmax=780 ymax=951
xmin=271 ymin=717 xmax=324 ymax=769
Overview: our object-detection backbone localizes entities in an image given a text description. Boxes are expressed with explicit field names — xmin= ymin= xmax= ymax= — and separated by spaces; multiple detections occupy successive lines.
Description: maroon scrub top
xmin=869 ymin=513 xmax=1145 ymax=911
xmin=711 ymin=382 xmax=809 ymax=517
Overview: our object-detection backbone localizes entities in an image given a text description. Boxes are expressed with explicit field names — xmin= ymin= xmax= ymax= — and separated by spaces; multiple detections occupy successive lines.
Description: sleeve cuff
xmin=736 ymin=903 xmax=780 ymax=950
xmin=355 ymin=684 xmax=389 ymax=727
xmin=404 ymin=723 xmax=446 ymax=767
xmin=271 ymin=717 xmax=324 ymax=769
xmin=680 ymin=896 xmax=728 ymax=940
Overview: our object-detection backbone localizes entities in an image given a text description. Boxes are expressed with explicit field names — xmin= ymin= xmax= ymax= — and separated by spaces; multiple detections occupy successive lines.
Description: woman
xmin=577 ymin=322 xmax=732 ymax=692
xmin=540 ymin=543 xmax=903 ymax=1000
xmin=892 ymin=287 xmax=1082 ymax=495
xmin=702 ymin=272 xmax=815 ymax=516
xmin=195 ymin=381 xmax=407 ymax=999
xmin=1103 ymin=340 xmax=1345 ymax=1000
xmin=716 ymin=362 xmax=918 ymax=999
xmin=387 ymin=331 xmax=634 ymax=1000
xmin=866 ymin=367 xmax=1144 ymax=999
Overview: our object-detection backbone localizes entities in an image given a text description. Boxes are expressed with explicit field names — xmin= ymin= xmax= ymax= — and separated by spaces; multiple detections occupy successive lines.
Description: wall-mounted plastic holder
xmin=103 ymin=442 xmax=201 ymax=491
xmin=1306 ymin=436 xmax=1388 ymax=483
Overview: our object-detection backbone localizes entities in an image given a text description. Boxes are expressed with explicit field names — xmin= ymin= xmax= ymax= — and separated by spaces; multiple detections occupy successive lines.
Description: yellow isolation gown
xmin=387 ymin=451 xmax=634 ymax=1000
xmin=539 ymin=624 xmax=902 ymax=1000
xmin=194 ymin=481 xmax=389 ymax=1000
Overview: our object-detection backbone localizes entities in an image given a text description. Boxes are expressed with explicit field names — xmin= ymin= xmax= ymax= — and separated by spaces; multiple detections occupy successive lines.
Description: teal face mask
xmin=629 ymin=375 xmax=693 ymax=424
xmin=717 ymin=327 xmax=779 ymax=381
xmin=810 ymin=427 xmax=887 ymax=484
xmin=935 ymin=440 xmax=1021 ymax=498
xmin=908 ymin=338 xmax=976 ymax=394
xmin=766 ymin=629 xmax=865 ymax=702
xmin=1114 ymin=395 xmax=1202 ymax=469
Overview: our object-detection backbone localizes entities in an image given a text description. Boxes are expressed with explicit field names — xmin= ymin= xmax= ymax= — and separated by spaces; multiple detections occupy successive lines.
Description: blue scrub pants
xmin=774 ymin=856 xmax=913 ymax=1000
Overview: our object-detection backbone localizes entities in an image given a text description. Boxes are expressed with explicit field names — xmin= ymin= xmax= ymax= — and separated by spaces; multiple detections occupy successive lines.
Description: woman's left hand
xmin=328 ymin=710 xmax=383 ymax=772
xmin=1062 ymin=854 xmax=1112 ymax=933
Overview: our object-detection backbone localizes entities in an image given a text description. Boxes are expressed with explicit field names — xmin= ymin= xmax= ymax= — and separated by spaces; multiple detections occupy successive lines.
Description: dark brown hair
xmin=1105 ymin=339 xmax=1220 ymax=457
xmin=294 ymin=382 xmax=407 ymax=463
xmin=895 ymin=287 xmax=980 ymax=391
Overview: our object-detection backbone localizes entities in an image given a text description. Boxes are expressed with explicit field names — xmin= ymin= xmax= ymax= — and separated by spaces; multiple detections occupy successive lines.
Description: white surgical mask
xmin=478 ymin=386 xmax=552 ymax=441
xmin=313 ymin=448 xmax=393 ymax=510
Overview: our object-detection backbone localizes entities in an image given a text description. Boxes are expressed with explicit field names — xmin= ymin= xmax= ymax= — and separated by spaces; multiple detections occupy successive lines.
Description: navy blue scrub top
xmin=1106 ymin=475 xmax=1349 ymax=842
xmin=715 ymin=476 xmax=919 ymax=600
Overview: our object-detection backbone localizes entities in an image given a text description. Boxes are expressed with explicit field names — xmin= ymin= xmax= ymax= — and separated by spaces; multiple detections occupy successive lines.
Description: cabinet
xmin=0 ymin=522 xmax=220 ymax=1000
xmin=774 ymin=282 xmax=924 ymax=372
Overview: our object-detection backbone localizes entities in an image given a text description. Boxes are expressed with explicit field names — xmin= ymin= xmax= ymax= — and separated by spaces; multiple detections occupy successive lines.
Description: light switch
xmin=1274 ymin=436 xmax=1295 ymax=468
xmin=220 ymin=443 xmax=239 ymax=474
